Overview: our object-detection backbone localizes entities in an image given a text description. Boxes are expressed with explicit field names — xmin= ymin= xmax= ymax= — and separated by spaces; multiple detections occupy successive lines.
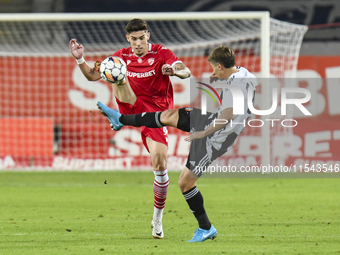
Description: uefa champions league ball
xmin=100 ymin=56 xmax=127 ymax=83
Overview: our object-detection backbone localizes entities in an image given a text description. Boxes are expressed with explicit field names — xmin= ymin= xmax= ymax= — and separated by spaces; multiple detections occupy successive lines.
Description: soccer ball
xmin=100 ymin=56 xmax=127 ymax=83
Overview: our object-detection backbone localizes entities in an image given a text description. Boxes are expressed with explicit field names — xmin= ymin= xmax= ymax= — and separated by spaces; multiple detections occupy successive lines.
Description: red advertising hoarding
xmin=0 ymin=56 xmax=339 ymax=169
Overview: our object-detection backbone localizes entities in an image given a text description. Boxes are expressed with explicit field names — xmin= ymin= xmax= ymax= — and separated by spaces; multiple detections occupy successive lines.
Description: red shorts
xmin=117 ymin=97 xmax=169 ymax=152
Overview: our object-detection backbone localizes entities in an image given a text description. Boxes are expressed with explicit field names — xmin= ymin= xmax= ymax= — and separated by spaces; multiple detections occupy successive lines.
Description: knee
xmin=178 ymin=175 xmax=186 ymax=193
xmin=160 ymin=109 xmax=177 ymax=126
xmin=152 ymin=153 xmax=167 ymax=171
xmin=178 ymin=173 xmax=195 ymax=193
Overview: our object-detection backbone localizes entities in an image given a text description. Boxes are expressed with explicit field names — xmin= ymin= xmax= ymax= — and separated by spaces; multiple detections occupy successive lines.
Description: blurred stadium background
xmin=0 ymin=0 xmax=339 ymax=170
xmin=2 ymin=0 xmax=340 ymax=53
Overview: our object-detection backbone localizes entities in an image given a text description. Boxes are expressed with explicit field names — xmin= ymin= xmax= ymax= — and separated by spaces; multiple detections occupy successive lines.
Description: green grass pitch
xmin=0 ymin=171 xmax=339 ymax=254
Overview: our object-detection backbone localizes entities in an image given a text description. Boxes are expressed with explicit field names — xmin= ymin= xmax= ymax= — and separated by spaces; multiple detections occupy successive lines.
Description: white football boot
xmin=151 ymin=220 xmax=164 ymax=239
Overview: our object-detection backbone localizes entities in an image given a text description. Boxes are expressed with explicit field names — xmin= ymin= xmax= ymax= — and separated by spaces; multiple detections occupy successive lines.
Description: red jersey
xmin=113 ymin=43 xmax=181 ymax=111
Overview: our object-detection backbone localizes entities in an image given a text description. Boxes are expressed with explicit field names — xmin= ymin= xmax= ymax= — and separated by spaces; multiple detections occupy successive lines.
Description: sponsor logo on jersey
xmin=126 ymin=70 xmax=156 ymax=78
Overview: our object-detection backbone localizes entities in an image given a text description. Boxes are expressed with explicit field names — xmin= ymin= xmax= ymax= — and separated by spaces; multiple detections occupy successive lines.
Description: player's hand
xmin=184 ymin=131 xmax=205 ymax=142
xmin=162 ymin=64 xmax=176 ymax=76
xmin=94 ymin=61 xmax=101 ymax=73
xmin=102 ymin=77 xmax=126 ymax=85
xmin=70 ymin=39 xmax=84 ymax=60
xmin=210 ymin=72 xmax=219 ymax=83
xmin=116 ymin=78 xmax=127 ymax=85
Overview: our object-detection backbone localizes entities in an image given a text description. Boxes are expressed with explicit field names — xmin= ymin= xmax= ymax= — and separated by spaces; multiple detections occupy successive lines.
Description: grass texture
xmin=0 ymin=171 xmax=339 ymax=254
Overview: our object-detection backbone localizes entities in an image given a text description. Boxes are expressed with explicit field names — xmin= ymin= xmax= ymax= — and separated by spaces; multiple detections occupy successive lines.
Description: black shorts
xmin=185 ymin=108 xmax=238 ymax=177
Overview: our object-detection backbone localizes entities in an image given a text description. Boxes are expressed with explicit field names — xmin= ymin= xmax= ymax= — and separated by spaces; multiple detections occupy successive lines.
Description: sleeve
xmin=112 ymin=49 xmax=123 ymax=58
xmin=112 ymin=49 xmax=129 ymax=65
xmin=220 ymin=88 xmax=233 ymax=111
xmin=160 ymin=47 xmax=181 ymax=66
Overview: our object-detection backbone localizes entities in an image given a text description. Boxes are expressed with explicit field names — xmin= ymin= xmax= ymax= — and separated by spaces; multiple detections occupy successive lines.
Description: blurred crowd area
xmin=1 ymin=0 xmax=340 ymax=54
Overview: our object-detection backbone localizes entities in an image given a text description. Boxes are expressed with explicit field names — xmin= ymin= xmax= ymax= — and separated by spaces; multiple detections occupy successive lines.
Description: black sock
xmin=119 ymin=112 xmax=164 ymax=128
xmin=183 ymin=186 xmax=211 ymax=230
xmin=177 ymin=108 xmax=190 ymax=132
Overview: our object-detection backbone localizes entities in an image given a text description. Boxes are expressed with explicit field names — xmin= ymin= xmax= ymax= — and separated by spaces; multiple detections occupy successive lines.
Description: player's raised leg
xmin=178 ymin=167 xmax=217 ymax=242
xmin=111 ymin=79 xmax=137 ymax=105
xmin=97 ymin=102 xmax=191 ymax=132
xmin=97 ymin=102 xmax=124 ymax=131
xmin=146 ymin=137 xmax=169 ymax=239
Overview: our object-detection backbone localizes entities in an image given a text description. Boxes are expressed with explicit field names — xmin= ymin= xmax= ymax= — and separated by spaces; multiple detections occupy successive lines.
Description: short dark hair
xmin=207 ymin=46 xmax=235 ymax=68
xmin=126 ymin=18 xmax=148 ymax=34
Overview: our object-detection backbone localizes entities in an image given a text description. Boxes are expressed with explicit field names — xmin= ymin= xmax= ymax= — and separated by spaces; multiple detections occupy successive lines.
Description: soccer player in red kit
xmin=70 ymin=18 xmax=191 ymax=239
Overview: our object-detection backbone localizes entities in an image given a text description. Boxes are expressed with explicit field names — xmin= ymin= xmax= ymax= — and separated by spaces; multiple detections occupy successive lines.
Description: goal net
xmin=0 ymin=12 xmax=308 ymax=170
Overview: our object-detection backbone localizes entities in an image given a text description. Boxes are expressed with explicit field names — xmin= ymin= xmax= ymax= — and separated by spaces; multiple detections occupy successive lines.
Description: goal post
xmin=260 ymin=12 xmax=271 ymax=167
xmin=0 ymin=12 xmax=307 ymax=170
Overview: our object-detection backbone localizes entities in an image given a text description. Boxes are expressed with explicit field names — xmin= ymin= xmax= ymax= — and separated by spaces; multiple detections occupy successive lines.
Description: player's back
xmin=211 ymin=66 xmax=257 ymax=149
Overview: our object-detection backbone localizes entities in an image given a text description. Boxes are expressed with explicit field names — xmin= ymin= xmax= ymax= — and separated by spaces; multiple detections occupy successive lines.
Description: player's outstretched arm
xmin=69 ymin=39 xmax=102 ymax=81
xmin=162 ymin=62 xmax=191 ymax=79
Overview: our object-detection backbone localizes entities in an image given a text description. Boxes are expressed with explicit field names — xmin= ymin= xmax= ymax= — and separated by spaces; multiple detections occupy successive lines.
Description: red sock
xmin=153 ymin=169 xmax=169 ymax=221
